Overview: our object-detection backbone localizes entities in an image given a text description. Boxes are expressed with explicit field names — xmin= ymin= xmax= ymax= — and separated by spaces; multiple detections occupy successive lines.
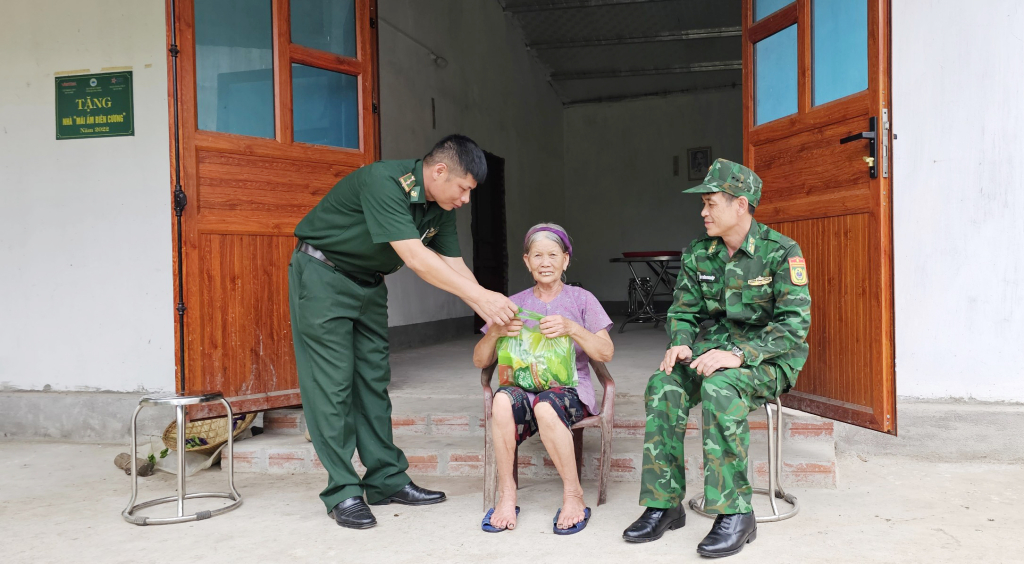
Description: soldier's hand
xmin=660 ymin=346 xmax=693 ymax=373
xmin=493 ymin=319 xmax=523 ymax=338
xmin=473 ymin=289 xmax=519 ymax=326
xmin=689 ymin=349 xmax=742 ymax=377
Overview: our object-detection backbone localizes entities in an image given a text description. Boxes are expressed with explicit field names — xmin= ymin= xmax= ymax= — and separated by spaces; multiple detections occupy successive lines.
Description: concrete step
xmin=228 ymin=422 xmax=837 ymax=489
xmin=261 ymin=395 xmax=836 ymax=443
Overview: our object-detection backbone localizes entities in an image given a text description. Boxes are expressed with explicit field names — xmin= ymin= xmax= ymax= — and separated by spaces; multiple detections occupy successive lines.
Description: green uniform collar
xmin=739 ymin=219 xmax=761 ymax=258
xmin=707 ymin=219 xmax=761 ymax=258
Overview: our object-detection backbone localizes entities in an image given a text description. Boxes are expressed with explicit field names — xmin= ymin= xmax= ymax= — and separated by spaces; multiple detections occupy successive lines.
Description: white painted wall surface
xmin=892 ymin=1 xmax=1024 ymax=401
xmin=562 ymin=90 xmax=744 ymax=301
xmin=378 ymin=0 xmax=565 ymax=325
xmin=0 ymin=1 xmax=174 ymax=392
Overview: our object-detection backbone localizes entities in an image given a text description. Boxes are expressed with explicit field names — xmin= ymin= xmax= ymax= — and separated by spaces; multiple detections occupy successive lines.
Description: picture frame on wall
xmin=687 ymin=147 xmax=712 ymax=181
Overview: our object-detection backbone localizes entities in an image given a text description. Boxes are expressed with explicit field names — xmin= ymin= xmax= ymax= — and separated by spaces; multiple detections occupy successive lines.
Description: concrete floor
xmin=1 ymin=441 xmax=1020 ymax=564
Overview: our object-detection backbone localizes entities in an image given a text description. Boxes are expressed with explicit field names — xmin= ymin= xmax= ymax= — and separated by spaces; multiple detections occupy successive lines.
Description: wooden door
xmin=742 ymin=0 xmax=895 ymax=432
xmin=168 ymin=0 xmax=380 ymax=418
xmin=471 ymin=153 xmax=508 ymax=332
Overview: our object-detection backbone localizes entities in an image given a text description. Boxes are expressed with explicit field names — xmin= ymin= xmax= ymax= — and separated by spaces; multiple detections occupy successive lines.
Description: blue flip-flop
xmin=481 ymin=506 xmax=520 ymax=532
xmin=552 ymin=507 xmax=591 ymax=535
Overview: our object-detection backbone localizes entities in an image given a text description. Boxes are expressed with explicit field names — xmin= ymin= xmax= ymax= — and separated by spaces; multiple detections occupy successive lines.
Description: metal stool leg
xmin=123 ymin=404 xmax=144 ymax=523
xmin=221 ymin=398 xmax=240 ymax=500
xmin=176 ymin=404 xmax=186 ymax=517
xmin=688 ymin=397 xmax=799 ymax=522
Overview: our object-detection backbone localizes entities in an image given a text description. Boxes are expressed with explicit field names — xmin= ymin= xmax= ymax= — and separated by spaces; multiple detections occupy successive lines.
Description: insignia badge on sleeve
xmin=748 ymin=276 xmax=773 ymax=286
xmin=399 ymin=173 xmax=417 ymax=194
xmin=788 ymin=257 xmax=808 ymax=286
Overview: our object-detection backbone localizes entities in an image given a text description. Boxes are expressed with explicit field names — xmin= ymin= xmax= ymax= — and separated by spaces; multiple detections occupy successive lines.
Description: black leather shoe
xmin=696 ymin=512 xmax=757 ymax=558
xmin=622 ymin=505 xmax=686 ymax=543
xmin=329 ymin=497 xmax=376 ymax=529
xmin=370 ymin=481 xmax=446 ymax=506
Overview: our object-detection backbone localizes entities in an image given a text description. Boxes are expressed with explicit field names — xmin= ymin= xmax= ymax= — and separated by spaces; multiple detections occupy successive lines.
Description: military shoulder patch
xmin=788 ymin=257 xmax=808 ymax=286
xmin=399 ymin=173 xmax=416 ymax=194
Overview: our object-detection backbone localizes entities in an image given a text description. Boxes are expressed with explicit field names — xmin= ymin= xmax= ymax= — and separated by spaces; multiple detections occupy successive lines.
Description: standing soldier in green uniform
xmin=289 ymin=135 xmax=519 ymax=529
xmin=621 ymin=159 xmax=811 ymax=557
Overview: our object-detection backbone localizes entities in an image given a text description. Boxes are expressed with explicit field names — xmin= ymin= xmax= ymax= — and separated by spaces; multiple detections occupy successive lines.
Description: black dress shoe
xmin=696 ymin=512 xmax=757 ymax=558
xmin=370 ymin=481 xmax=446 ymax=506
xmin=329 ymin=497 xmax=377 ymax=529
xmin=622 ymin=505 xmax=686 ymax=543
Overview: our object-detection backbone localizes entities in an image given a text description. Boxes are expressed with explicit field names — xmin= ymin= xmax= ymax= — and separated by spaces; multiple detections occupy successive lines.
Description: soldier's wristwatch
xmin=730 ymin=346 xmax=744 ymax=361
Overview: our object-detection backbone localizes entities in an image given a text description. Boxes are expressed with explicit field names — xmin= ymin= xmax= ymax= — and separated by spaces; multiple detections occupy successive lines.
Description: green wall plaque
xmin=55 ymin=71 xmax=135 ymax=140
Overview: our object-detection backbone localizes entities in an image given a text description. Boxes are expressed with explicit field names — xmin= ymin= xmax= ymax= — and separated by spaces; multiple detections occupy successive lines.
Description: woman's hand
xmin=492 ymin=319 xmax=523 ymax=338
xmin=539 ymin=315 xmax=576 ymax=339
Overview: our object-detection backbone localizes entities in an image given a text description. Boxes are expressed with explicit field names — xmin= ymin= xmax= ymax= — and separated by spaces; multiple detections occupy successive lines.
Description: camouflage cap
xmin=683 ymin=158 xmax=762 ymax=208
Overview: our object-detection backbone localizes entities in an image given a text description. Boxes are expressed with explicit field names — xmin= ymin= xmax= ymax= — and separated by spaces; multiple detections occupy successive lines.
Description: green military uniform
xmin=639 ymin=159 xmax=811 ymax=515
xmin=289 ymin=159 xmax=459 ymax=511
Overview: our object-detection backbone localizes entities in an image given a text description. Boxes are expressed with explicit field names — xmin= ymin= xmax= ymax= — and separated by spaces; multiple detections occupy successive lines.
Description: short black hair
xmin=721 ymin=192 xmax=756 ymax=216
xmin=424 ymin=134 xmax=487 ymax=184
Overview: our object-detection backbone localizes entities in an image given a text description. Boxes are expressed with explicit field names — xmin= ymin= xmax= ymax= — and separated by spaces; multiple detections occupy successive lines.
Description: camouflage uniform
xmin=639 ymin=159 xmax=812 ymax=515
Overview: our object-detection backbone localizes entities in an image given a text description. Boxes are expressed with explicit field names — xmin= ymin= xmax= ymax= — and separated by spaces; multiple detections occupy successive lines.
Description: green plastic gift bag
xmin=496 ymin=309 xmax=579 ymax=392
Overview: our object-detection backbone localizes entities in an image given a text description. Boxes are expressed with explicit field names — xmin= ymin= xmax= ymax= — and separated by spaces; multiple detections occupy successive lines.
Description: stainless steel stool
xmin=122 ymin=392 xmax=242 ymax=525
xmin=689 ymin=397 xmax=799 ymax=523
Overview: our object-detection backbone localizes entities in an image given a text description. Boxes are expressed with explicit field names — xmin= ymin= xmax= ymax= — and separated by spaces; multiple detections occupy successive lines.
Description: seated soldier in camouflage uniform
xmin=621 ymin=159 xmax=811 ymax=558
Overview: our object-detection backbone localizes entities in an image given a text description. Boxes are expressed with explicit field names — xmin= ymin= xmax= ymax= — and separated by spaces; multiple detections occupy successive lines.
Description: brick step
xmin=228 ymin=426 xmax=837 ymax=489
xmin=262 ymin=396 xmax=835 ymax=442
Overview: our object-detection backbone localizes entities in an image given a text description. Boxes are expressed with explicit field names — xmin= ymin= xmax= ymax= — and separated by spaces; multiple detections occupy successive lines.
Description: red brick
xmin=448 ymin=453 xmax=484 ymax=477
xmin=431 ymin=415 xmax=470 ymax=435
xmin=516 ymin=455 xmax=535 ymax=469
xmin=268 ymin=448 xmax=307 ymax=472
xmin=610 ymin=457 xmax=636 ymax=473
xmin=229 ymin=451 xmax=260 ymax=472
xmin=788 ymin=421 xmax=834 ymax=439
xmin=543 ymin=456 xmax=557 ymax=467
xmin=265 ymin=411 xmax=301 ymax=430
xmin=312 ymin=454 xmax=325 ymax=472
xmin=406 ymin=454 xmax=439 ymax=474
xmin=392 ymin=416 xmax=428 ymax=435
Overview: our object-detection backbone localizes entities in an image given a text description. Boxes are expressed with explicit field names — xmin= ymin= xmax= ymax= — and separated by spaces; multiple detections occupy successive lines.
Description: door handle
xmin=840 ymin=116 xmax=878 ymax=179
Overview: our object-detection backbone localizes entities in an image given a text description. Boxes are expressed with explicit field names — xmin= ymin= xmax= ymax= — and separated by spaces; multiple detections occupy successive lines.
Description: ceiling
xmin=499 ymin=0 xmax=742 ymax=105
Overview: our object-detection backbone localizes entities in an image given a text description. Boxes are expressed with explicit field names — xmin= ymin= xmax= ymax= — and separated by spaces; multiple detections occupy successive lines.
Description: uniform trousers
xmin=289 ymin=249 xmax=410 ymax=511
xmin=639 ymin=362 xmax=786 ymax=515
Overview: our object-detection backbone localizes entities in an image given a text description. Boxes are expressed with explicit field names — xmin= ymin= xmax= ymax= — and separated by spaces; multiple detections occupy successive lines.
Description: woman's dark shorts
xmin=496 ymin=386 xmax=589 ymax=445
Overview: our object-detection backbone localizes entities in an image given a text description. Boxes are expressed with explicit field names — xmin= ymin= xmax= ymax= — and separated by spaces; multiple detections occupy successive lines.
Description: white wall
xmin=892 ymin=0 xmax=1024 ymax=401
xmin=378 ymin=0 xmax=565 ymax=325
xmin=562 ymin=89 xmax=744 ymax=301
xmin=0 ymin=1 xmax=174 ymax=392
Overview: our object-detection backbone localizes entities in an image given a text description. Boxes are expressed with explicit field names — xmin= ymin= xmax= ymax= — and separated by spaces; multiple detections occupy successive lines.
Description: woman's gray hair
xmin=523 ymin=223 xmax=572 ymax=256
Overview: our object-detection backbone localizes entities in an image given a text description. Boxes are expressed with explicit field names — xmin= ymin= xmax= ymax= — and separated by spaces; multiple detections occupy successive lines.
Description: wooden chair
xmin=481 ymin=360 xmax=615 ymax=511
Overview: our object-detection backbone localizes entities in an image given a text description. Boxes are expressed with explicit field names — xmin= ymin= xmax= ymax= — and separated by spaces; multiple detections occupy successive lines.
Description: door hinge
xmin=169 ymin=44 xmax=180 ymax=58
xmin=176 ymin=302 xmax=187 ymax=315
xmin=372 ymin=102 xmax=379 ymax=114
xmin=173 ymin=185 xmax=188 ymax=217
xmin=370 ymin=17 xmax=376 ymax=29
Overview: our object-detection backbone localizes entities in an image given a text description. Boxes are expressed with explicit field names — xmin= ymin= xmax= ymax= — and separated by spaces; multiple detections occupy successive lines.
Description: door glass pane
xmin=291 ymin=0 xmax=357 ymax=59
xmin=812 ymin=0 xmax=868 ymax=105
xmin=292 ymin=64 xmax=359 ymax=149
xmin=754 ymin=0 xmax=792 ymax=21
xmin=754 ymin=25 xmax=798 ymax=126
xmin=195 ymin=0 xmax=275 ymax=138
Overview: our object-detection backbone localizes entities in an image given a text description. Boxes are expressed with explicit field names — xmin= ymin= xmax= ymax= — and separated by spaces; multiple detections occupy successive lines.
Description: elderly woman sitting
xmin=473 ymin=223 xmax=614 ymax=534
